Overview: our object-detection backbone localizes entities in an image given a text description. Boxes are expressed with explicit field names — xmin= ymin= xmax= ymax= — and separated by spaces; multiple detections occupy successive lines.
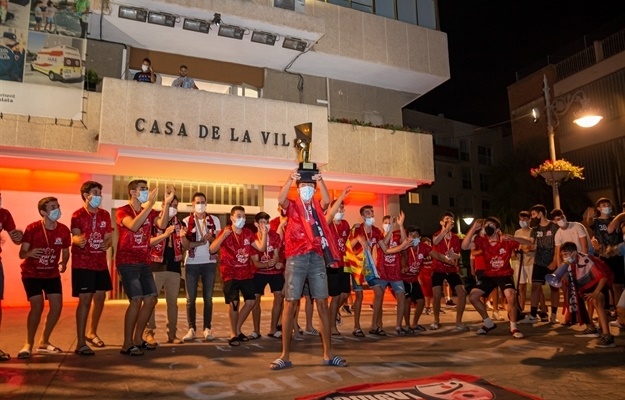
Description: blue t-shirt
xmin=133 ymin=71 xmax=154 ymax=83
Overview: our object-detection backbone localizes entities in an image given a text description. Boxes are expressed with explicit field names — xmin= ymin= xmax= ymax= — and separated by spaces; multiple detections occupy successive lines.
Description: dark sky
xmin=407 ymin=1 xmax=624 ymax=127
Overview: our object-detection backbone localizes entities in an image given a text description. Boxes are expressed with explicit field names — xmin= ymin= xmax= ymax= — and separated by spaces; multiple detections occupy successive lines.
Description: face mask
xmin=298 ymin=186 xmax=315 ymax=202
xmin=168 ymin=207 xmax=177 ymax=218
xmin=334 ymin=212 xmax=344 ymax=221
xmin=233 ymin=217 xmax=245 ymax=229
xmin=194 ymin=203 xmax=206 ymax=214
xmin=565 ymin=256 xmax=575 ymax=264
xmin=141 ymin=65 xmax=149 ymax=72
xmin=529 ymin=217 xmax=540 ymax=228
xmin=138 ymin=190 xmax=149 ymax=203
xmin=48 ymin=208 xmax=61 ymax=221
xmin=484 ymin=226 xmax=496 ymax=237
xmin=556 ymin=218 xmax=567 ymax=228
xmin=600 ymin=207 xmax=612 ymax=215
xmin=412 ymin=237 xmax=420 ymax=246
xmin=519 ymin=220 xmax=528 ymax=228
xmin=89 ymin=195 xmax=102 ymax=208
xmin=364 ymin=217 xmax=375 ymax=227
xmin=383 ymin=223 xmax=391 ymax=233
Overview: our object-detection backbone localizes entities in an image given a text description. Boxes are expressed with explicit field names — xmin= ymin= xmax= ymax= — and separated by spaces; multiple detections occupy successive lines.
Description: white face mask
xmin=364 ymin=217 xmax=375 ymax=227
xmin=298 ymin=186 xmax=315 ymax=202
xmin=233 ymin=217 xmax=245 ymax=229
xmin=383 ymin=223 xmax=391 ymax=233
xmin=168 ymin=207 xmax=177 ymax=218
xmin=600 ymin=207 xmax=612 ymax=215
xmin=194 ymin=203 xmax=206 ymax=214
xmin=138 ymin=190 xmax=149 ymax=203
xmin=556 ymin=218 xmax=567 ymax=228
xmin=334 ymin=212 xmax=344 ymax=221
xmin=141 ymin=65 xmax=149 ymax=72
xmin=412 ymin=237 xmax=420 ymax=246
xmin=519 ymin=220 xmax=528 ymax=228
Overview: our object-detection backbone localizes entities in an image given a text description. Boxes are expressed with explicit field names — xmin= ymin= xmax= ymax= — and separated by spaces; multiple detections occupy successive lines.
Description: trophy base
xmin=297 ymin=162 xmax=319 ymax=183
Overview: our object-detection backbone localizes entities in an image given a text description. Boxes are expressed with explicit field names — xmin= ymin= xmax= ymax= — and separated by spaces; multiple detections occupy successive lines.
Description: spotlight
xmin=183 ymin=18 xmax=210 ymax=34
xmin=251 ymin=31 xmax=277 ymax=46
xmin=282 ymin=36 xmax=307 ymax=52
xmin=118 ymin=6 xmax=147 ymax=22
xmin=212 ymin=13 xmax=222 ymax=27
xmin=148 ymin=11 xmax=176 ymax=28
xmin=218 ymin=25 xmax=244 ymax=40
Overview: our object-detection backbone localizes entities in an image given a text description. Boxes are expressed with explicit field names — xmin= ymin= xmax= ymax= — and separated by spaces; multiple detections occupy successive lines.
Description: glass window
xmin=462 ymin=168 xmax=472 ymax=189
xmin=352 ymin=1 xmax=372 ymax=13
xmin=375 ymin=0 xmax=395 ymax=19
xmin=328 ymin=0 xmax=351 ymax=7
xmin=449 ymin=196 xmax=455 ymax=207
xmin=459 ymin=139 xmax=470 ymax=161
xmin=416 ymin=0 xmax=437 ymax=30
xmin=397 ymin=0 xmax=417 ymax=24
xmin=479 ymin=174 xmax=490 ymax=192
xmin=431 ymin=194 xmax=439 ymax=206
xmin=478 ymin=146 xmax=492 ymax=165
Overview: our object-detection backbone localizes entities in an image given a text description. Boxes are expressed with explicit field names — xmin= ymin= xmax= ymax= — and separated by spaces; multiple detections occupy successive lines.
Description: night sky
xmin=406 ymin=1 xmax=624 ymax=127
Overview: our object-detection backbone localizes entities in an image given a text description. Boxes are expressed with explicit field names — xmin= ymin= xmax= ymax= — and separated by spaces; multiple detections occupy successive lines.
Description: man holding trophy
xmin=270 ymin=123 xmax=347 ymax=370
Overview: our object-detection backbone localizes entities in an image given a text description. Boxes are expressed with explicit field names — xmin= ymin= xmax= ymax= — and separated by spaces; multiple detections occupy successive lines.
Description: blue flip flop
xmin=323 ymin=356 xmax=348 ymax=367
xmin=269 ymin=358 xmax=292 ymax=370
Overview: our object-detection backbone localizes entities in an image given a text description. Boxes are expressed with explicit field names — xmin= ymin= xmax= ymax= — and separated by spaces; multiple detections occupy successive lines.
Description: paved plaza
xmin=0 ymin=298 xmax=623 ymax=399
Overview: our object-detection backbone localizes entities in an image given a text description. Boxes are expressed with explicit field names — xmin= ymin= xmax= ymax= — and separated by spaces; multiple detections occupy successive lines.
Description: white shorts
xmin=511 ymin=259 xmax=533 ymax=286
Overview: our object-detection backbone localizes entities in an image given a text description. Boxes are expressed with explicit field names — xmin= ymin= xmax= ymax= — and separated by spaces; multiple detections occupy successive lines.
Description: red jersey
xmin=379 ymin=230 xmax=402 ymax=281
xmin=71 ymin=207 xmax=112 ymax=271
xmin=252 ymin=230 xmax=283 ymax=275
xmin=473 ymin=235 xmax=519 ymax=277
xmin=431 ymin=231 xmax=461 ymax=273
xmin=115 ymin=205 xmax=159 ymax=266
xmin=283 ymin=199 xmax=323 ymax=259
xmin=348 ymin=224 xmax=384 ymax=259
xmin=329 ymin=219 xmax=350 ymax=267
xmin=0 ymin=208 xmax=17 ymax=259
xmin=218 ymin=227 xmax=256 ymax=281
xmin=403 ymin=242 xmax=432 ymax=283
xmin=20 ymin=220 xmax=71 ymax=279
xmin=269 ymin=216 xmax=286 ymax=264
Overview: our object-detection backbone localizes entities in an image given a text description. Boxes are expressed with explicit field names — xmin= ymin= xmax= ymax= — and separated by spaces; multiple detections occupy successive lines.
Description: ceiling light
xmin=218 ymin=25 xmax=244 ymax=40
xmin=118 ymin=6 xmax=147 ymax=22
xmin=148 ymin=11 xmax=176 ymax=28
xmin=183 ymin=18 xmax=210 ymax=33
xmin=282 ymin=36 xmax=307 ymax=51
xmin=251 ymin=31 xmax=277 ymax=46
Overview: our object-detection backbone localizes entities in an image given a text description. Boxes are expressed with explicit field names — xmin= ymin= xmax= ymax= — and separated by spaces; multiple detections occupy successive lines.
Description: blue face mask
xmin=298 ymin=186 xmax=315 ymax=202
xmin=412 ymin=237 xmax=420 ymax=246
xmin=48 ymin=208 xmax=61 ymax=221
xmin=89 ymin=195 xmax=102 ymax=208
xmin=138 ymin=190 xmax=149 ymax=203
xmin=233 ymin=217 xmax=245 ymax=229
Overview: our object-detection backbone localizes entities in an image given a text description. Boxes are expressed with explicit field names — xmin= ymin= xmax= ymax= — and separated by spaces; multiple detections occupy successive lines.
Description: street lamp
xmin=536 ymin=74 xmax=602 ymax=209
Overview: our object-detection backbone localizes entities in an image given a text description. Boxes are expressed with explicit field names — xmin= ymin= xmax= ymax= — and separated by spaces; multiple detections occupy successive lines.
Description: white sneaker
xmin=519 ymin=315 xmax=538 ymax=324
xmin=203 ymin=328 xmax=215 ymax=341
xmin=492 ymin=312 xmax=505 ymax=321
xmin=183 ymin=328 xmax=196 ymax=342
xmin=609 ymin=320 xmax=625 ymax=329
xmin=549 ymin=314 xmax=559 ymax=324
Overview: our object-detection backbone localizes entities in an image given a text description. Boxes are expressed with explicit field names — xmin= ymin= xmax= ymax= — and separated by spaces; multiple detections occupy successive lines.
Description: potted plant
xmin=530 ymin=159 xmax=584 ymax=183
xmin=84 ymin=69 xmax=102 ymax=92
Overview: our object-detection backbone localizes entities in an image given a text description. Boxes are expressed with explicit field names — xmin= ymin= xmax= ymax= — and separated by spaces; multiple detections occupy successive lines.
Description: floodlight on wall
xmin=282 ymin=36 xmax=307 ymax=51
xmin=118 ymin=6 xmax=148 ymax=22
xmin=251 ymin=31 xmax=277 ymax=46
xmin=212 ymin=13 xmax=222 ymax=27
xmin=183 ymin=18 xmax=210 ymax=33
xmin=218 ymin=25 xmax=245 ymax=40
xmin=148 ymin=11 xmax=176 ymax=28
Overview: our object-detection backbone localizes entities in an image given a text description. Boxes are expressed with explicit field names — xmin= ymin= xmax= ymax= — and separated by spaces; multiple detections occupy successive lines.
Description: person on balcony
xmin=171 ymin=65 xmax=198 ymax=89
xmin=133 ymin=58 xmax=156 ymax=84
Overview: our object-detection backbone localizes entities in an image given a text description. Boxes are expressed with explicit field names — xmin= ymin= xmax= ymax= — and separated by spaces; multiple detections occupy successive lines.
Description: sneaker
xmin=144 ymin=333 xmax=157 ymax=346
xmin=454 ymin=323 xmax=470 ymax=332
xmin=429 ymin=323 xmax=440 ymax=330
xmin=412 ymin=325 xmax=427 ymax=332
xmin=575 ymin=326 xmax=600 ymax=338
xmin=445 ymin=299 xmax=456 ymax=308
xmin=167 ymin=337 xmax=183 ymax=344
xmin=609 ymin=320 xmax=625 ymax=329
xmin=183 ymin=328 xmax=196 ymax=342
xmin=439 ymin=308 xmax=446 ymax=314
xmin=336 ymin=313 xmax=343 ymax=326
xmin=549 ymin=314 xmax=560 ymax=324
xmin=538 ymin=312 xmax=549 ymax=322
xmin=341 ymin=305 xmax=352 ymax=315
xmin=425 ymin=307 xmax=432 ymax=315
xmin=203 ymin=328 xmax=215 ymax=341
xmin=510 ymin=329 xmax=524 ymax=339
xmin=492 ymin=311 xmax=505 ymax=321
xmin=519 ymin=315 xmax=538 ymax=324
xmin=595 ymin=334 xmax=616 ymax=348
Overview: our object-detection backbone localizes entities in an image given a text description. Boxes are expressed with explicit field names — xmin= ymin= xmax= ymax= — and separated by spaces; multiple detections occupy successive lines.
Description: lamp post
xmin=540 ymin=74 xmax=602 ymax=209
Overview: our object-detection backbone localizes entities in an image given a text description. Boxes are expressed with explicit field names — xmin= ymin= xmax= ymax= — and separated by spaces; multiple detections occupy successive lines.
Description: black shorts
xmin=253 ymin=273 xmax=284 ymax=295
xmin=404 ymin=281 xmax=424 ymax=302
xmin=432 ymin=272 xmax=463 ymax=288
xmin=22 ymin=277 xmax=62 ymax=300
xmin=473 ymin=276 xmax=515 ymax=297
xmin=0 ymin=261 xmax=4 ymax=300
xmin=223 ymin=279 xmax=255 ymax=304
xmin=602 ymin=256 xmax=625 ymax=286
xmin=531 ymin=264 xmax=550 ymax=284
xmin=327 ymin=268 xmax=351 ymax=297
xmin=72 ymin=268 xmax=113 ymax=297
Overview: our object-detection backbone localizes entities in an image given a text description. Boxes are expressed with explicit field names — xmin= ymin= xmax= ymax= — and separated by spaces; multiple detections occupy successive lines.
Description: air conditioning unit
xmin=274 ymin=0 xmax=305 ymax=14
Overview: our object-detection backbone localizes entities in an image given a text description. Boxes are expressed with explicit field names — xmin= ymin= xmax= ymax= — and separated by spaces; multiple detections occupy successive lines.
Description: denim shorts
xmin=284 ymin=252 xmax=328 ymax=301
xmin=368 ymin=278 xmax=405 ymax=294
xmin=351 ymin=275 xmax=363 ymax=292
xmin=118 ymin=263 xmax=157 ymax=300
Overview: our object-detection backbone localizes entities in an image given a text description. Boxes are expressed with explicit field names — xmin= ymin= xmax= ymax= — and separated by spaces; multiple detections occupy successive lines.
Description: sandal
xmin=74 ymin=345 xmax=95 ymax=356
xmin=237 ymin=333 xmax=249 ymax=342
xmin=248 ymin=331 xmax=261 ymax=340
xmin=395 ymin=327 xmax=407 ymax=336
xmin=369 ymin=327 xmax=386 ymax=336
xmin=268 ymin=331 xmax=282 ymax=339
xmin=269 ymin=358 xmax=292 ymax=370
xmin=228 ymin=337 xmax=240 ymax=347
xmin=17 ymin=346 xmax=31 ymax=359
xmin=37 ymin=344 xmax=63 ymax=354
xmin=352 ymin=328 xmax=365 ymax=337
xmin=120 ymin=345 xmax=144 ymax=356
xmin=322 ymin=356 xmax=348 ymax=367
xmin=0 ymin=349 xmax=11 ymax=361
xmin=86 ymin=336 xmax=105 ymax=348
xmin=304 ymin=328 xmax=319 ymax=336
xmin=140 ymin=341 xmax=157 ymax=350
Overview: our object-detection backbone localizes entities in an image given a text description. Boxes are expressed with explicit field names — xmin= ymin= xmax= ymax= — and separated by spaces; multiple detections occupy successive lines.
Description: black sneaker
xmin=596 ymin=334 xmax=616 ymax=348
xmin=445 ymin=299 xmax=456 ymax=308
xmin=341 ymin=305 xmax=352 ymax=315
xmin=538 ymin=312 xmax=549 ymax=322
xmin=575 ymin=326 xmax=600 ymax=338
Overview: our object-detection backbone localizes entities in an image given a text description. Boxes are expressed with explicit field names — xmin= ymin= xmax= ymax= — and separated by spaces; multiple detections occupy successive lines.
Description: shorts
xmin=117 ymin=263 xmax=157 ymax=300
xmin=284 ymin=252 xmax=328 ymax=301
xmin=617 ymin=289 xmax=625 ymax=309
xmin=602 ymin=256 xmax=625 ymax=285
xmin=46 ymin=17 xmax=54 ymax=23
xmin=72 ymin=268 xmax=113 ymax=297
xmin=253 ymin=273 xmax=284 ymax=295
xmin=473 ymin=276 xmax=515 ymax=297
xmin=581 ymin=283 xmax=610 ymax=307
xmin=351 ymin=275 xmax=363 ymax=292
xmin=513 ymin=260 xmax=533 ymax=285
xmin=35 ymin=17 xmax=43 ymax=23
xmin=404 ymin=280 xmax=424 ymax=302
xmin=368 ymin=278 xmax=405 ymax=293
xmin=419 ymin=275 xmax=433 ymax=297
xmin=0 ymin=261 xmax=4 ymax=300
xmin=327 ymin=267 xmax=351 ymax=297
xmin=22 ymin=277 xmax=62 ymax=300
xmin=432 ymin=272 xmax=463 ymax=288
xmin=223 ymin=279 xmax=255 ymax=303
xmin=531 ymin=264 xmax=551 ymax=284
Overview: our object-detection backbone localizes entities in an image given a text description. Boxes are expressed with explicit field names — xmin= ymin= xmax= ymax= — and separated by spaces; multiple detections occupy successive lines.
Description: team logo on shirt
xmin=499 ymin=248 xmax=506 ymax=255
xmin=99 ymin=221 xmax=107 ymax=228
xmin=236 ymin=248 xmax=249 ymax=264
xmin=134 ymin=233 xmax=143 ymax=244
xmin=546 ymin=231 xmax=553 ymax=236
xmin=39 ymin=248 xmax=56 ymax=266
xmin=243 ymin=239 xmax=250 ymax=245
xmin=54 ymin=237 xmax=63 ymax=245
xmin=89 ymin=232 xmax=104 ymax=250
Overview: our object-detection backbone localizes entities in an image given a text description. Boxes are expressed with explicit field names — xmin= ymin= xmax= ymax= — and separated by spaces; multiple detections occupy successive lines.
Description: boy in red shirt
xmin=17 ymin=197 xmax=71 ymax=359
xmin=210 ymin=206 xmax=266 ymax=346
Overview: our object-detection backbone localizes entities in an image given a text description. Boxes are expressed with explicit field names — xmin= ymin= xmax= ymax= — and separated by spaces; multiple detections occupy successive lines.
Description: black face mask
xmin=484 ymin=226 xmax=496 ymax=236
xmin=529 ymin=217 xmax=540 ymax=228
